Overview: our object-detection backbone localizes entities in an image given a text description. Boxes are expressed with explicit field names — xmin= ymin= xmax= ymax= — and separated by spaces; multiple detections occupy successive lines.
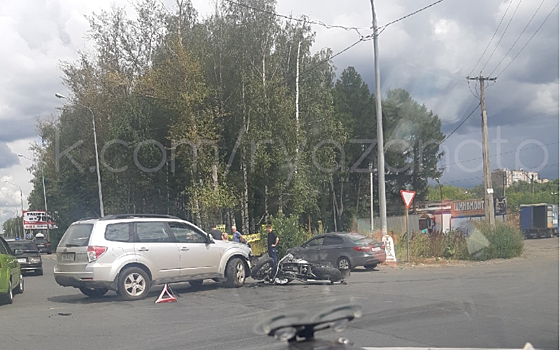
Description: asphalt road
xmin=1 ymin=239 xmax=558 ymax=350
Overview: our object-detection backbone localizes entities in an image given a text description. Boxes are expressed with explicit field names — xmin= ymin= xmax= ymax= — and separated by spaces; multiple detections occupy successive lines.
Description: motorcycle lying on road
xmin=251 ymin=253 xmax=346 ymax=285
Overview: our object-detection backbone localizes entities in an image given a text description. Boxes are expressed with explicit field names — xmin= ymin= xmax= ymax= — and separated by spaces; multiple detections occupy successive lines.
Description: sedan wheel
xmin=1 ymin=280 xmax=13 ymax=305
xmin=14 ymin=275 xmax=24 ymax=294
xmin=337 ymin=257 xmax=351 ymax=270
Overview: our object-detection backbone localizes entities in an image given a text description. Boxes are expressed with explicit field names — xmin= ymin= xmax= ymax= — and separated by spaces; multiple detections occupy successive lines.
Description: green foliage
xmin=427 ymin=185 xmax=476 ymax=201
xmin=474 ymin=222 xmax=524 ymax=260
xmin=393 ymin=222 xmax=523 ymax=262
xmin=269 ymin=212 xmax=311 ymax=258
xmin=499 ymin=179 xmax=559 ymax=213
xmin=394 ymin=231 xmax=470 ymax=262
xmin=2 ymin=217 xmax=24 ymax=239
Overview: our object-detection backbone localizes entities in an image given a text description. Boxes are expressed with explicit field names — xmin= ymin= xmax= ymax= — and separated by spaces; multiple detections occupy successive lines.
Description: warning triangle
xmin=155 ymin=284 xmax=178 ymax=303
xmin=400 ymin=190 xmax=416 ymax=209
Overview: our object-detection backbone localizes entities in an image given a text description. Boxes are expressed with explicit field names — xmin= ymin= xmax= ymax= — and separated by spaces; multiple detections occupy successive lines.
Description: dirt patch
xmin=380 ymin=237 xmax=558 ymax=270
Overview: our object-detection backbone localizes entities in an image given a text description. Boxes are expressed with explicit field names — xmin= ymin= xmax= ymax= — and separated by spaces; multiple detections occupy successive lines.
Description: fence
xmin=356 ymin=215 xmax=421 ymax=235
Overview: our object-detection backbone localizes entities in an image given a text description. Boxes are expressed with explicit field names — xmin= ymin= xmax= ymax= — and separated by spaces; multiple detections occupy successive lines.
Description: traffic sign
xmin=400 ymin=190 xmax=416 ymax=209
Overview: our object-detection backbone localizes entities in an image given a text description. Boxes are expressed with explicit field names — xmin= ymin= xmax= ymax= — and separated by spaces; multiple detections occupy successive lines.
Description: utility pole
xmin=370 ymin=0 xmax=388 ymax=235
xmin=467 ymin=75 xmax=496 ymax=225
xmin=502 ymin=172 xmax=506 ymax=197
xmin=370 ymin=162 xmax=374 ymax=233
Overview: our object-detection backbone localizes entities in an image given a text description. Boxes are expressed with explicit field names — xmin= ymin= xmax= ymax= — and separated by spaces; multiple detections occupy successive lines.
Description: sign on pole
xmin=400 ymin=190 xmax=416 ymax=263
xmin=400 ymin=190 xmax=416 ymax=209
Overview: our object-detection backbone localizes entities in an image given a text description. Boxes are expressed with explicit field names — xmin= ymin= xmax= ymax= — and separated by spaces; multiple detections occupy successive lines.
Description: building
xmin=491 ymin=168 xmax=547 ymax=189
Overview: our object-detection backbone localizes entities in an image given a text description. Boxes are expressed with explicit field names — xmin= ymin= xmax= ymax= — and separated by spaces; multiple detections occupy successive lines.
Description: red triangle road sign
xmin=155 ymin=283 xmax=178 ymax=303
xmin=400 ymin=190 xmax=416 ymax=209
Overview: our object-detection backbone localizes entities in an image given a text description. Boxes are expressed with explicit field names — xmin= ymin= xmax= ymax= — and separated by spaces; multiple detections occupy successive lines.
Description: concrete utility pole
xmin=370 ymin=0 xmax=388 ymax=235
xmin=467 ymin=75 xmax=496 ymax=225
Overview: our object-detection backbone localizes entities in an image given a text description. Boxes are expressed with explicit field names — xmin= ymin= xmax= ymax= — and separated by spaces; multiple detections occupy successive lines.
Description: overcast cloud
xmin=0 ymin=0 xmax=557 ymax=226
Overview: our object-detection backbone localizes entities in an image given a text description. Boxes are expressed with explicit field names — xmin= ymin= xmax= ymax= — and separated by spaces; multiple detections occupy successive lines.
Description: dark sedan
xmin=287 ymin=233 xmax=386 ymax=270
xmin=6 ymin=240 xmax=43 ymax=276
xmin=32 ymin=237 xmax=51 ymax=254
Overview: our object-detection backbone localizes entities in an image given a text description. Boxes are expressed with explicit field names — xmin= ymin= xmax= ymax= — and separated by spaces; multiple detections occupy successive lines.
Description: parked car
xmin=33 ymin=234 xmax=51 ymax=254
xmin=287 ymin=232 xmax=386 ymax=270
xmin=0 ymin=237 xmax=24 ymax=304
xmin=54 ymin=214 xmax=254 ymax=300
xmin=6 ymin=240 xmax=43 ymax=276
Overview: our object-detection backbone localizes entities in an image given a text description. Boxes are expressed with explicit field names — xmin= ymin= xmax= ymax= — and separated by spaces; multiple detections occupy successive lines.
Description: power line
xmin=223 ymin=0 xmax=370 ymax=36
xmin=467 ymin=80 xmax=479 ymax=99
xmin=468 ymin=0 xmax=515 ymax=76
xmin=300 ymin=36 xmax=373 ymax=79
xmin=496 ymin=1 xmax=559 ymax=78
xmin=489 ymin=0 xmax=548 ymax=76
xmin=445 ymin=141 xmax=559 ymax=167
xmin=377 ymin=0 xmax=444 ymax=35
xmin=440 ymin=103 xmax=481 ymax=145
xmin=479 ymin=0 xmax=523 ymax=74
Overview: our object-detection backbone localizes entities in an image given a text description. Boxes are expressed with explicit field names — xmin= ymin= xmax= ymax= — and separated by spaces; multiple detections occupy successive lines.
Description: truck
xmin=519 ymin=203 xmax=559 ymax=239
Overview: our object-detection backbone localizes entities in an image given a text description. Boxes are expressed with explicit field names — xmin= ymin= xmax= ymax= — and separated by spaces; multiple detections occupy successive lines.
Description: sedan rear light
xmin=87 ymin=246 xmax=107 ymax=262
xmin=353 ymin=246 xmax=371 ymax=252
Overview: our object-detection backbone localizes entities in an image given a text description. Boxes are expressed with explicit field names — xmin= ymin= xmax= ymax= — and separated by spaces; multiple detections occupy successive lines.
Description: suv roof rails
xmin=78 ymin=216 xmax=100 ymax=221
xmin=99 ymin=214 xmax=181 ymax=221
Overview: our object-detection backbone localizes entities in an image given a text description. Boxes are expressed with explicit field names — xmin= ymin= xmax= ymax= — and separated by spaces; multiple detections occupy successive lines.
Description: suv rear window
xmin=7 ymin=241 xmax=38 ymax=251
xmin=59 ymin=224 xmax=94 ymax=247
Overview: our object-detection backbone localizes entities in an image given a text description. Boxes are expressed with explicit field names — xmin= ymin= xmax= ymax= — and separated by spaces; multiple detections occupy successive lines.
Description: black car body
xmin=33 ymin=237 xmax=51 ymax=254
xmin=287 ymin=233 xmax=386 ymax=270
xmin=6 ymin=240 xmax=43 ymax=276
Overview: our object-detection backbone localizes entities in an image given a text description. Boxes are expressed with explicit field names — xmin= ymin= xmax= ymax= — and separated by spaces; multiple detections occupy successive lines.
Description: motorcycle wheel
xmin=312 ymin=266 xmax=343 ymax=283
xmin=251 ymin=257 xmax=274 ymax=280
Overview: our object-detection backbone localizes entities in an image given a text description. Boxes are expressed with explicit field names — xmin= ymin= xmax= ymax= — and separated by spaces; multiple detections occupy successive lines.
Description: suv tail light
xmin=87 ymin=246 xmax=107 ymax=262
xmin=353 ymin=246 xmax=371 ymax=252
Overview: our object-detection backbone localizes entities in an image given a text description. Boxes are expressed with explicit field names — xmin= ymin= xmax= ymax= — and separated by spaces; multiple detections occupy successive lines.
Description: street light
xmin=3 ymin=181 xmax=25 ymax=239
xmin=552 ymin=192 xmax=558 ymax=205
xmin=55 ymin=93 xmax=105 ymax=217
xmin=435 ymin=178 xmax=443 ymax=233
xmin=18 ymin=154 xmax=50 ymax=240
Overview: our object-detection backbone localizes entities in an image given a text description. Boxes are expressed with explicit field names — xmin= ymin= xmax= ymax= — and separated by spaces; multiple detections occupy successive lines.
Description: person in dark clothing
xmin=209 ymin=225 xmax=224 ymax=240
xmin=266 ymin=224 xmax=279 ymax=267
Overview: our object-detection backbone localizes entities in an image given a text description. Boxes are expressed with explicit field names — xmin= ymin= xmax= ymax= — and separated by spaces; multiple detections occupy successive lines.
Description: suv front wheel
xmin=118 ymin=267 xmax=151 ymax=300
xmin=225 ymin=258 xmax=246 ymax=288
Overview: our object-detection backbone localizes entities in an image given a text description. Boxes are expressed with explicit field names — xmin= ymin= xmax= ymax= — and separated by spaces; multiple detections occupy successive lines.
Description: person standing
xmin=209 ymin=225 xmax=223 ymax=240
xmin=266 ymin=224 xmax=279 ymax=267
xmin=232 ymin=225 xmax=244 ymax=243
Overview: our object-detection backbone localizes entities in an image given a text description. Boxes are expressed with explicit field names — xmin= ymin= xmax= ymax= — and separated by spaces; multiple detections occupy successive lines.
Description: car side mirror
xmin=207 ymin=234 xmax=214 ymax=243
xmin=13 ymin=249 xmax=23 ymax=256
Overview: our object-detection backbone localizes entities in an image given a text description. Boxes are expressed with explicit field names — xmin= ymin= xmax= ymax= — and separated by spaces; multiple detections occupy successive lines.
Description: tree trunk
xmin=264 ymin=184 xmax=269 ymax=223
xmin=241 ymin=79 xmax=250 ymax=235
xmin=295 ymin=41 xmax=301 ymax=174
xmin=331 ymin=177 xmax=338 ymax=231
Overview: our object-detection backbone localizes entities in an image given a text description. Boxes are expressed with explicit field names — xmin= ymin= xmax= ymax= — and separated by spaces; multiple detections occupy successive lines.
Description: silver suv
xmin=54 ymin=214 xmax=253 ymax=300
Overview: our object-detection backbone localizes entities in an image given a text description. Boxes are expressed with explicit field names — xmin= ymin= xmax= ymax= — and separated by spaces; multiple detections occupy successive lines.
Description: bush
xmin=393 ymin=222 xmax=523 ymax=262
xmin=269 ymin=212 xmax=311 ymax=258
xmin=474 ymin=222 xmax=524 ymax=260
xmin=394 ymin=231 xmax=469 ymax=262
